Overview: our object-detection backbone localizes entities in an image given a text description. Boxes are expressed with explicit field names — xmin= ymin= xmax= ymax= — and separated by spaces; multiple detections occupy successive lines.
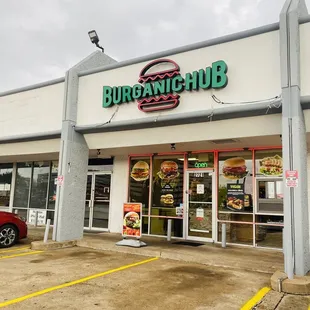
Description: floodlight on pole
xmin=88 ymin=30 xmax=104 ymax=52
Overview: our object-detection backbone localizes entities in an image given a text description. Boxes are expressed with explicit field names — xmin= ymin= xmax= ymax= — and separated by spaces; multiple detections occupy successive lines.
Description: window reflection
xmin=14 ymin=163 xmax=32 ymax=209
xmin=0 ymin=164 xmax=13 ymax=207
xmin=30 ymin=162 xmax=50 ymax=209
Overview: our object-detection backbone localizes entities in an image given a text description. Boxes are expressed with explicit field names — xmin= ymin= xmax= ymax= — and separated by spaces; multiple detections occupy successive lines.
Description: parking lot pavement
xmin=0 ymin=246 xmax=272 ymax=310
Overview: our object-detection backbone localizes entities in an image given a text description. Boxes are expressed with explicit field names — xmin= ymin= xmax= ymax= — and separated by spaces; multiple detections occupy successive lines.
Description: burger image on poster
xmin=157 ymin=161 xmax=179 ymax=180
xmin=130 ymin=161 xmax=150 ymax=182
xmin=222 ymin=157 xmax=248 ymax=180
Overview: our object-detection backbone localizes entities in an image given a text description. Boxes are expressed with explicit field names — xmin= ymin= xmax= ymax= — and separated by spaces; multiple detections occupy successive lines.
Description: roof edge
xmin=78 ymin=22 xmax=280 ymax=78
xmin=0 ymin=77 xmax=65 ymax=98
xmin=0 ymin=131 xmax=61 ymax=144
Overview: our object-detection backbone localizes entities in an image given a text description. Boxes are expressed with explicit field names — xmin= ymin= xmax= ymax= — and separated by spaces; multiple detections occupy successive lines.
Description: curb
xmin=31 ymin=240 xmax=77 ymax=251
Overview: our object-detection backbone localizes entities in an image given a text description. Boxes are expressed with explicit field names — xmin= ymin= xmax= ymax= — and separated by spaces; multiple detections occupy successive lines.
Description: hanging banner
xmin=122 ymin=203 xmax=142 ymax=238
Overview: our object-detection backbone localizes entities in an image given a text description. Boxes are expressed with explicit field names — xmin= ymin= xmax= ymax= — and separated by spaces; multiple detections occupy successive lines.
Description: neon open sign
xmin=194 ymin=162 xmax=209 ymax=168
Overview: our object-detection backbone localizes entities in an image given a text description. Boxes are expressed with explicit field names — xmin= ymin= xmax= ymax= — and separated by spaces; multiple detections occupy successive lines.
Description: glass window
xmin=218 ymin=151 xmax=253 ymax=215
xmin=150 ymin=217 xmax=183 ymax=237
xmin=30 ymin=162 xmax=50 ymax=209
xmin=14 ymin=163 xmax=32 ymax=209
xmin=218 ymin=223 xmax=253 ymax=245
xmin=13 ymin=208 xmax=28 ymax=221
xmin=187 ymin=153 xmax=214 ymax=169
xmin=255 ymin=225 xmax=283 ymax=249
xmin=0 ymin=163 xmax=13 ymax=207
xmin=152 ymin=156 xmax=184 ymax=217
xmin=255 ymin=150 xmax=283 ymax=177
xmin=142 ymin=216 xmax=148 ymax=234
xmin=128 ymin=158 xmax=150 ymax=215
xmin=48 ymin=162 xmax=58 ymax=209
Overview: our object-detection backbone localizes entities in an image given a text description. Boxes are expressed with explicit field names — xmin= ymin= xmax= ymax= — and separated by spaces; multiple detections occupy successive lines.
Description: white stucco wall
xmin=109 ymin=155 xmax=128 ymax=233
xmin=0 ymin=83 xmax=64 ymax=138
xmin=84 ymin=114 xmax=282 ymax=150
xmin=0 ymin=139 xmax=60 ymax=157
xmin=77 ymin=30 xmax=281 ymax=127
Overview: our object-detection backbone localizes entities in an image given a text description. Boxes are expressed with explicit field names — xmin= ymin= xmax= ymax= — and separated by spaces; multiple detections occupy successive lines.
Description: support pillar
xmin=280 ymin=0 xmax=310 ymax=277
xmin=52 ymin=52 xmax=117 ymax=242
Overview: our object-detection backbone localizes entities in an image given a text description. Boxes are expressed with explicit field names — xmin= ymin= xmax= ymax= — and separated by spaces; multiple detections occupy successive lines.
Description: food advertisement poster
xmin=258 ymin=155 xmax=283 ymax=177
xmin=222 ymin=157 xmax=248 ymax=180
xmin=156 ymin=161 xmax=180 ymax=207
xmin=130 ymin=161 xmax=150 ymax=182
xmin=122 ymin=203 xmax=142 ymax=238
xmin=226 ymin=184 xmax=244 ymax=212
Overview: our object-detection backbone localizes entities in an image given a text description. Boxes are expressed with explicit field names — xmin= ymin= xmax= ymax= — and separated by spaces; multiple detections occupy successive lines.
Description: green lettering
xmin=153 ymin=80 xmax=166 ymax=96
xmin=112 ymin=86 xmax=122 ymax=104
xmin=185 ymin=71 xmax=198 ymax=91
xmin=198 ymin=68 xmax=212 ymax=89
xmin=142 ymin=83 xmax=154 ymax=98
xmin=132 ymin=84 xmax=142 ymax=99
xmin=121 ymin=86 xmax=132 ymax=103
xmin=102 ymin=86 xmax=113 ymax=108
xmin=212 ymin=60 xmax=228 ymax=88
xmin=171 ymin=76 xmax=184 ymax=93
xmin=165 ymin=78 xmax=171 ymax=93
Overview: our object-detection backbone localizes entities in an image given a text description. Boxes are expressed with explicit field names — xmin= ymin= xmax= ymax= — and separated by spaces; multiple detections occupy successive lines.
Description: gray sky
xmin=0 ymin=0 xmax=309 ymax=92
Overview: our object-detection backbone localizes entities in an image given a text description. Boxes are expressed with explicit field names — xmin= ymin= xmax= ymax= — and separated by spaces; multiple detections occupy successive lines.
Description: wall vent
xmin=210 ymin=139 xmax=238 ymax=144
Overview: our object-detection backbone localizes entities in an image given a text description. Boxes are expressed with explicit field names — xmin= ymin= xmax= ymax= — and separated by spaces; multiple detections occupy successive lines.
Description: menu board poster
xmin=256 ymin=154 xmax=283 ymax=177
xmin=226 ymin=184 xmax=245 ymax=212
xmin=122 ymin=203 xmax=142 ymax=238
xmin=152 ymin=158 xmax=183 ymax=209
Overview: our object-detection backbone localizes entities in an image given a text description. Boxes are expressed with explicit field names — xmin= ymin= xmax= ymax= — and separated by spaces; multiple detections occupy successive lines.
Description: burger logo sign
xmin=102 ymin=58 xmax=228 ymax=112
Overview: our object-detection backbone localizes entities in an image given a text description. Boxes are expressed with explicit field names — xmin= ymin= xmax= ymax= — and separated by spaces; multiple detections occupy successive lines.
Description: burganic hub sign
xmin=102 ymin=59 xmax=228 ymax=112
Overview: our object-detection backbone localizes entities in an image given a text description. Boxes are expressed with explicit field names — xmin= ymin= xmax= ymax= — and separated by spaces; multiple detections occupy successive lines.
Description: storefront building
xmin=1 ymin=2 xmax=310 ymax=276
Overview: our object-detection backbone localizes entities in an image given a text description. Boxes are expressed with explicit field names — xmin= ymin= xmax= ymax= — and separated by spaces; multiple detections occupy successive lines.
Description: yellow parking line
xmin=0 ymin=246 xmax=30 ymax=254
xmin=0 ymin=256 xmax=159 ymax=308
xmin=0 ymin=251 xmax=43 ymax=260
xmin=240 ymin=287 xmax=271 ymax=310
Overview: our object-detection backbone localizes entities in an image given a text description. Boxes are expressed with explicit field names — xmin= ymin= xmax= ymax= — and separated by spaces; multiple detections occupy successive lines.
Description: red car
xmin=0 ymin=211 xmax=28 ymax=248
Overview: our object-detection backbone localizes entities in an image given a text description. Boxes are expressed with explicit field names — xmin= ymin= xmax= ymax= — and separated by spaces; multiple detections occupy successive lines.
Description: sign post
xmin=116 ymin=203 xmax=146 ymax=248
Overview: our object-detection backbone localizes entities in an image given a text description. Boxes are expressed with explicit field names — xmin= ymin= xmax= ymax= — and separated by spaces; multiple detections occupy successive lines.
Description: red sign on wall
xmin=285 ymin=170 xmax=298 ymax=188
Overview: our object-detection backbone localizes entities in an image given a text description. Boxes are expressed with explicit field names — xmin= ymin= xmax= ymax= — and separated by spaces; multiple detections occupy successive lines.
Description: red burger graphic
xmin=137 ymin=59 xmax=181 ymax=112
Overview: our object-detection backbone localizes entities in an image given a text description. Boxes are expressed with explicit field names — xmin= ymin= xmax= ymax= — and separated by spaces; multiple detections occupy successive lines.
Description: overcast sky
xmin=0 ymin=0 xmax=309 ymax=92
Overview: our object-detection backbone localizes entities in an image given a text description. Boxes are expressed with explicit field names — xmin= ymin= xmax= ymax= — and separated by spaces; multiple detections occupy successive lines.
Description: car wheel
xmin=0 ymin=224 xmax=18 ymax=248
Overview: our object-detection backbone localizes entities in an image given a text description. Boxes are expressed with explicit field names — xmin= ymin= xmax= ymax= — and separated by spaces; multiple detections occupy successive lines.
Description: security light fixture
xmin=88 ymin=30 xmax=104 ymax=52
xmin=171 ymin=143 xmax=176 ymax=151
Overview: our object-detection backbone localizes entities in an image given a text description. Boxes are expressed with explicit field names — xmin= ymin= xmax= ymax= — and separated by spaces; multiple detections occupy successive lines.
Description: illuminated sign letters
xmin=102 ymin=59 xmax=228 ymax=112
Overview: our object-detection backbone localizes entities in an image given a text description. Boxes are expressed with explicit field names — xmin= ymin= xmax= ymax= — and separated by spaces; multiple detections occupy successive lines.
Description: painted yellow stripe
xmin=240 ymin=287 xmax=271 ymax=310
xmin=0 ymin=246 xmax=30 ymax=254
xmin=0 ymin=251 xmax=43 ymax=260
xmin=0 ymin=256 xmax=159 ymax=308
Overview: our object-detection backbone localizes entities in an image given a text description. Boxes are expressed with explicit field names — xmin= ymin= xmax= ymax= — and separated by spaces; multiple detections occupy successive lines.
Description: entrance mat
xmin=172 ymin=241 xmax=204 ymax=247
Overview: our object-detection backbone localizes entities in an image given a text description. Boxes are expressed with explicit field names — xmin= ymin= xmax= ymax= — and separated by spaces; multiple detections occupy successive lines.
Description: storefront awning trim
xmin=74 ymin=97 xmax=310 ymax=135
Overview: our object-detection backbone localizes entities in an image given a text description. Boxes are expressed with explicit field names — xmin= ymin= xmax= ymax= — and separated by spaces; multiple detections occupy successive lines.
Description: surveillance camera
xmin=171 ymin=143 xmax=176 ymax=151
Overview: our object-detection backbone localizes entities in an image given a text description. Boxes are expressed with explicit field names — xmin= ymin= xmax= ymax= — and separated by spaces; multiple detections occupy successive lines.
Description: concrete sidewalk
xmin=27 ymin=227 xmax=283 ymax=274
xmin=78 ymin=232 xmax=284 ymax=274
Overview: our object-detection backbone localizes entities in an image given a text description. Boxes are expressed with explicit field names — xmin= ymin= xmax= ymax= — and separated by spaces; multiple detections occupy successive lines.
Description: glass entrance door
xmin=84 ymin=172 xmax=111 ymax=231
xmin=186 ymin=171 xmax=214 ymax=241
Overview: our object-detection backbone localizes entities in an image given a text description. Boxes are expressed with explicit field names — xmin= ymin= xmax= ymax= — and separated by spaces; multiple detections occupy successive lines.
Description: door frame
xmin=84 ymin=171 xmax=112 ymax=232
xmin=184 ymin=169 xmax=216 ymax=242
